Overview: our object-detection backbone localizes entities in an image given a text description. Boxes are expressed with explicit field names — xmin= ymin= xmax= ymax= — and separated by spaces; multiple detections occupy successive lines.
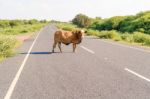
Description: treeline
xmin=56 ymin=10 xmax=150 ymax=47
xmin=72 ymin=11 xmax=150 ymax=34
xmin=0 ymin=19 xmax=48 ymax=28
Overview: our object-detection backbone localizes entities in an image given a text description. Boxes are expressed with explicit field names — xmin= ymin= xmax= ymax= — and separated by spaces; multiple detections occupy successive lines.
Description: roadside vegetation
xmin=56 ymin=10 xmax=150 ymax=47
xmin=56 ymin=22 xmax=77 ymax=31
xmin=0 ymin=19 xmax=48 ymax=61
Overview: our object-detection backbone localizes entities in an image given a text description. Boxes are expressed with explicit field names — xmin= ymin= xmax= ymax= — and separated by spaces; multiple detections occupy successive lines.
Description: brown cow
xmin=52 ymin=30 xmax=85 ymax=53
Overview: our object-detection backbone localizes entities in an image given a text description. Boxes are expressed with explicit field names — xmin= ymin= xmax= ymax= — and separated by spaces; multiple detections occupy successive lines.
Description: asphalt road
xmin=0 ymin=24 xmax=150 ymax=99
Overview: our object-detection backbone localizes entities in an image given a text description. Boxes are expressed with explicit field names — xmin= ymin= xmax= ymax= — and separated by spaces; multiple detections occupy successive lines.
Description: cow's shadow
xmin=20 ymin=52 xmax=52 ymax=55
xmin=20 ymin=51 xmax=74 ymax=55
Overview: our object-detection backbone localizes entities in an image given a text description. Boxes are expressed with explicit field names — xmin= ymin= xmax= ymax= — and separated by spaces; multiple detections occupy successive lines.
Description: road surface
xmin=0 ymin=24 xmax=150 ymax=99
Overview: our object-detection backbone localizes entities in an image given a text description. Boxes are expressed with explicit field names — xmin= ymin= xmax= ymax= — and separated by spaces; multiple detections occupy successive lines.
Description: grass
xmin=0 ymin=22 xmax=48 ymax=61
xmin=0 ymin=23 xmax=47 ymax=35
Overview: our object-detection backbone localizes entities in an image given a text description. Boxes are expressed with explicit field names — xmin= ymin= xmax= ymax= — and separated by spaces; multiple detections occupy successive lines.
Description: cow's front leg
xmin=73 ymin=43 xmax=76 ymax=52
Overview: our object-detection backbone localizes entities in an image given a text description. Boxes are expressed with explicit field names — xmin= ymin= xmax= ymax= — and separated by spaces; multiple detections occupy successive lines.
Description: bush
xmin=132 ymin=32 xmax=149 ymax=43
xmin=21 ymin=30 xmax=28 ymax=33
xmin=0 ymin=35 xmax=19 ymax=60
xmin=9 ymin=20 xmax=24 ymax=27
xmin=0 ymin=20 xmax=10 ymax=28
xmin=86 ymin=29 xmax=122 ymax=41
xmin=28 ymin=19 xmax=38 ymax=25
xmin=121 ymin=33 xmax=134 ymax=42
xmin=86 ymin=29 xmax=100 ymax=36
xmin=98 ymin=30 xmax=122 ymax=41
xmin=144 ymin=39 xmax=150 ymax=46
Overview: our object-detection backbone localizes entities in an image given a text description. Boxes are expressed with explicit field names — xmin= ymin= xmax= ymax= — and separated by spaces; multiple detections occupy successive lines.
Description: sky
xmin=0 ymin=0 xmax=150 ymax=21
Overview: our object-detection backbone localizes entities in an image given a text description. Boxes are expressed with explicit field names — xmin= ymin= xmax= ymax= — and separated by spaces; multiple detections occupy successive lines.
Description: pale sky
xmin=0 ymin=0 xmax=150 ymax=21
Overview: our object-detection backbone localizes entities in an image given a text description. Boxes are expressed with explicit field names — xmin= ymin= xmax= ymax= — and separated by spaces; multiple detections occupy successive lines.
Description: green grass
xmin=0 ymin=22 xmax=48 ymax=61
xmin=0 ymin=23 xmax=47 ymax=35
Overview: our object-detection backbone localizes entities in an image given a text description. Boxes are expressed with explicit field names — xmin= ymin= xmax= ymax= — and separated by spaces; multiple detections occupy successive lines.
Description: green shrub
xmin=21 ymin=30 xmax=28 ymax=33
xmin=28 ymin=19 xmax=38 ymax=25
xmin=133 ymin=32 xmax=150 ymax=46
xmin=0 ymin=20 xmax=10 ymax=28
xmin=132 ymin=32 xmax=149 ymax=43
xmin=121 ymin=33 xmax=134 ymax=42
xmin=144 ymin=39 xmax=150 ymax=46
xmin=9 ymin=20 xmax=24 ymax=27
xmin=0 ymin=35 xmax=19 ymax=60
xmin=98 ymin=30 xmax=122 ymax=41
xmin=86 ymin=29 xmax=100 ymax=36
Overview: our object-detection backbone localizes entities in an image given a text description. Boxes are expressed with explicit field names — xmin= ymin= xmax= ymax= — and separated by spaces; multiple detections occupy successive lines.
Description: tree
xmin=72 ymin=14 xmax=92 ymax=28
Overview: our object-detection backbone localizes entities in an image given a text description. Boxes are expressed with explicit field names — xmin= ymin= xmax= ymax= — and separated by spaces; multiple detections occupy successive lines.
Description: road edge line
xmin=4 ymin=29 xmax=42 ymax=99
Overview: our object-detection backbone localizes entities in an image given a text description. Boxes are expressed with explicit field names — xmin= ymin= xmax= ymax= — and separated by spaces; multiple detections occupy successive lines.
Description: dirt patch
xmin=16 ymin=34 xmax=33 ymax=42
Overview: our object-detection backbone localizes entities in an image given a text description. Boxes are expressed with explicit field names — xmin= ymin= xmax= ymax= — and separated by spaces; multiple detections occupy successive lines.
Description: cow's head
xmin=74 ymin=30 xmax=86 ymax=44
xmin=76 ymin=30 xmax=85 ymax=39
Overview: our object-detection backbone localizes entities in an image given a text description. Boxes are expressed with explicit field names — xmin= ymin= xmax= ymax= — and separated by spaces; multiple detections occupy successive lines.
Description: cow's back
xmin=54 ymin=30 xmax=74 ymax=43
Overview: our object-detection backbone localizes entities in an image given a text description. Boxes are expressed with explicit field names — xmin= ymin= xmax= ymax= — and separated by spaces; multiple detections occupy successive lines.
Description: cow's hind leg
xmin=52 ymin=41 xmax=57 ymax=53
xmin=58 ymin=42 xmax=62 ymax=53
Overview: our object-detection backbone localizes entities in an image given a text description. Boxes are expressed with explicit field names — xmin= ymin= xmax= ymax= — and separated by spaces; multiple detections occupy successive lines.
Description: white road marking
xmin=4 ymin=29 xmax=42 ymax=99
xmin=125 ymin=68 xmax=150 ymax=82
xmin=80 ymin=46 xmax=95 ymax=54
xmin=100 ymin=40 xmax=150 ymax=53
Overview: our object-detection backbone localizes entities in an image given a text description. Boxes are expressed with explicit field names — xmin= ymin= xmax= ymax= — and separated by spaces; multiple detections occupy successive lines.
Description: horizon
xmin=0 ymin=0 xmax=150 ymax=21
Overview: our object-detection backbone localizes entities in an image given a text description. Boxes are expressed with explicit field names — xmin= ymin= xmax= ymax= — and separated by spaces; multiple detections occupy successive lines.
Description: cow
xmin=52 ymin=30 xmax=85 ymax=53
